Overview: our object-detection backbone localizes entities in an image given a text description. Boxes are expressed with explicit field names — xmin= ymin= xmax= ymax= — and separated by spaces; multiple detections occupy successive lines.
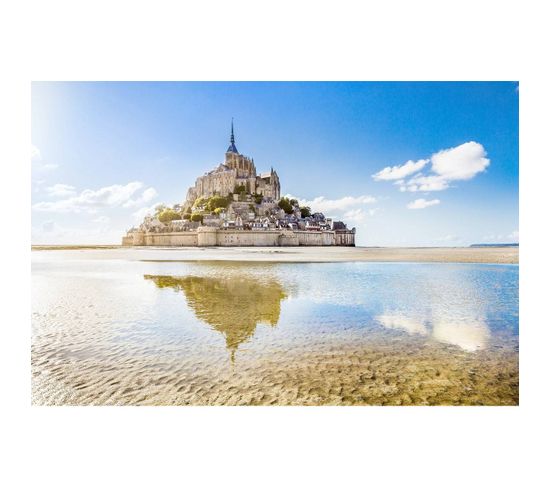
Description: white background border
xmin=2 ymin=1 xmax=548 ymax=486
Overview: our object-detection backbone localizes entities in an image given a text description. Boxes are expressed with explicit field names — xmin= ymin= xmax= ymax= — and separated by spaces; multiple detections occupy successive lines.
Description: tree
xmin=300 ymin=206 xmax=311 ymax=218
xmin=190 ymin=213 xmax=203 ymax=223
xmin=154 ymin=204 xmax=167 ymax=216
xmin=158 ymin=209 xmax=181 ymax=223
xmin=183 ymin=213 xmax=192 ymax=220
xmin=234 ymin=184 xmax=246 ymax=193
xmin=213 ymin=207 xmax=224 ymax=215
xmin=278 ymin=197 xmax=293 ymax=214
xmin=253 ymin=193 xmax=263 ymax=204
xmin=206 ymin=195 xmax=228 ymax=211
xmin=289 ymin=198 xmax=298 ymax=206
xmin=193 ymin=197 xmax=208 ymax=209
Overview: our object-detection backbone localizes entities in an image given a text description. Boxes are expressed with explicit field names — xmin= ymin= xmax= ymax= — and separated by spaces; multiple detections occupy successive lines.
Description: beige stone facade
xmin=127 ymin=227 xmax=355 ymax=247
xmin=185 ymin=151 xmax=280 ymax=210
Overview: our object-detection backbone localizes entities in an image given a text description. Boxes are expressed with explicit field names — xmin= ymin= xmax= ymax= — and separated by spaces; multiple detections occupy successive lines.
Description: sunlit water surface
xmin=32 ymin=250 xmax=518 ymax=405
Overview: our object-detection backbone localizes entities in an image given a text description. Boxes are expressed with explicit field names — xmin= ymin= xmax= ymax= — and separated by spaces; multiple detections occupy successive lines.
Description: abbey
xmin=184 ymin=121 xmax=281 ymax=208
xmin=122 ymin=123 xmax=355 ymax=247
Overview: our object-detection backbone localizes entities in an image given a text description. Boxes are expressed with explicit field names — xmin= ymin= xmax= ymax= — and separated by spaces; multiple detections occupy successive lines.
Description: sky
xmin=31 ymin=81 xmax=519 ymax=246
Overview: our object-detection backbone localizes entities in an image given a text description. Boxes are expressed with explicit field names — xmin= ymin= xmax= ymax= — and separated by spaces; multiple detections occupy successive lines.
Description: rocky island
xmin=122 ymin=122 xmax=355 ymax=247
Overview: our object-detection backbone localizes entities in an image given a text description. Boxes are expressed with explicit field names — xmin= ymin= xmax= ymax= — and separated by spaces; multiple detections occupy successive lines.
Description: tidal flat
xmin=31 ymin=248 xmax=519 ymax=406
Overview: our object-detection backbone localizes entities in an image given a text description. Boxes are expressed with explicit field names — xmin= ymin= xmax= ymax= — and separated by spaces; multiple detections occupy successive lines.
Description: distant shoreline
xmin=31 ymin=245 xmax=519 ymax=264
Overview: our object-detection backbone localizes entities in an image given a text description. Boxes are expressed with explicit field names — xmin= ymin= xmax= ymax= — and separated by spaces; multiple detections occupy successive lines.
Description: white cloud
xmin=374 ymin=141 xmax=490 ymax=193
xmin=33 ymin=181 xmax=157 ymax=213
xmin=343 ymin=207 xmax=379 ymax=224
xmin=343 ymin=208 xmax=368 ymax=224
xmin=294 ymin=194 xmax=376 ymax=214
xmin=407 ymin=198 xmax=440 ymax=209
xmin=46 ymin=183 xmax=76 ymax=197
xmin=132 ymin=202 xmax=163 ymax=223
xmin=123 ymin=186 xmax=158 ymax=208
xmin=400 ymin=174 xmax=449 ymax=192
xmin=508 ymin=229 xmax=519 ymax=241
xmin=431 ymin=141 xmax=490 ymax=181
xmin=372 ymin=159 xmax=429 ymax=181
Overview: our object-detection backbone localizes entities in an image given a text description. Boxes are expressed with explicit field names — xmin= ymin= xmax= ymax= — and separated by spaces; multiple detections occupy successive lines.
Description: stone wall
xmin=335 ymin=230 xmax=356 ymax=246
xmin=143 ymin=231 xmax=198 ymax=246
xmin=216 ymin=229 xmax=280 ymax=246
xmin=295 ymin=230 xmax=335 ymax=246
xmin=122 ymin=228 xmax=355 ymax=247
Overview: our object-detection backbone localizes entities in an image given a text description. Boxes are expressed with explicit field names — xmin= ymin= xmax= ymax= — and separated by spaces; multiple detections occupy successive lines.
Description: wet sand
xmin=31 ymin=252 xmax=518 ymax=406
xmin=31 ymin=245 xmax=518 ymax=264
xmin=32 ymin=336 xmax=518 ymax=406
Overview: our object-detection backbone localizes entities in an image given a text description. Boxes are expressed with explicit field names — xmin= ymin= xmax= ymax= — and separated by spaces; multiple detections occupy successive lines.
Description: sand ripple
xmin=31 ymin=253 xmax=518 ymax=406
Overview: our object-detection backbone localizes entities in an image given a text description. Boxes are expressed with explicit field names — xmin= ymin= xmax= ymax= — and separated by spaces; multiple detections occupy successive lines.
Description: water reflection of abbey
xmin=144 ymin=273 xmax=287 ymax=360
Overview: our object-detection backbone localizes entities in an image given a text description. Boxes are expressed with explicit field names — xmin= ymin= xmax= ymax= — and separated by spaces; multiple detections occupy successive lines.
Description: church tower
xmin=225 ymin=119 xmax=240 ymax=169
xmin=224 ymin=119 xmax=256 ymax=179
xmin=226 ymin=119 xmax=238 ymax=155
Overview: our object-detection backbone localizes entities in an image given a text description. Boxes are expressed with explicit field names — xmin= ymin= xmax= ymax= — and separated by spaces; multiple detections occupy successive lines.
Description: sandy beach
xmin=32 ymin=334 xmax=518 ymax=406
xmin=31 ymin=245 xmax=518 ymax=264
xmin=32 ymin=251 xmax=518 ymax=406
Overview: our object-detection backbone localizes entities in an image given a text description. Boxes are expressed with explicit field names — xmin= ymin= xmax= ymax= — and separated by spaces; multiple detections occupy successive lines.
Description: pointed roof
xmin=226 ymin=118 xmax=239 ymax=154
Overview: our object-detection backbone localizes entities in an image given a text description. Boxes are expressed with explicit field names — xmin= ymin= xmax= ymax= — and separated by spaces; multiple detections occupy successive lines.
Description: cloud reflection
xmin=376 ymin=313 xmax=490 ymax=352
xmin=376 ymin=314 xmax=428 ymax=336
xmin=431 ymin=318 xmax=490 ymax=352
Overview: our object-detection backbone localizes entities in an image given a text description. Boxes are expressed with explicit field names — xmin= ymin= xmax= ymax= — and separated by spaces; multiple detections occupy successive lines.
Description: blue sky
xmin=31 ymin=81 xmax=518 ymax=246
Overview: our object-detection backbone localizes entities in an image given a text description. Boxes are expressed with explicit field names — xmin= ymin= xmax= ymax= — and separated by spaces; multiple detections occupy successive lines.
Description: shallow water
xmin=32 ymin=250 xmax=519 ymax=405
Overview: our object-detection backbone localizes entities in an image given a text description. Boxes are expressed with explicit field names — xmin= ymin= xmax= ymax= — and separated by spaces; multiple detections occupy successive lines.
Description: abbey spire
xmin=226 ymin=118 xmax=239 ymax=154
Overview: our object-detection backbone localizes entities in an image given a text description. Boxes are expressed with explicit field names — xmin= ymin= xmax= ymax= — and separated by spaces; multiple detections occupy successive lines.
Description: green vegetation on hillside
xmin=193 ymin=196 xmax=208 ymax=209
xmin=193 ymin=195 xmax=230 ymax=212
xmin=278 ymin=197 xmax=294 ymax=214
xmin=206 ymin=196 xmax=229 ymax=211
xmin=158 ymin=208 xmax=182 ymax=223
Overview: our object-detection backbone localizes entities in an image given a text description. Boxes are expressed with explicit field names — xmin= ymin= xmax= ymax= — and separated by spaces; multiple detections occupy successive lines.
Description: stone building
xmin=122 ymin=121 xmax=356 ymax=247
xmin=184 ymin=121 xmax=280 ymax=209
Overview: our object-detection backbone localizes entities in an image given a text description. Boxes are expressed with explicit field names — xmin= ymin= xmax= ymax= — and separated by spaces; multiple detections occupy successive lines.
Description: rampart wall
xmin=123 ymin=227 xmax=354 ymax=247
